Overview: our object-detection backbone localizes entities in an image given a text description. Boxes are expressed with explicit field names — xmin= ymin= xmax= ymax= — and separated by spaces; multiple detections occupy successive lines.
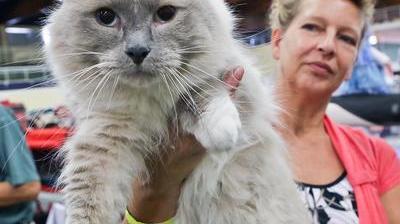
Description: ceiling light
xmin=5 ymin=27 xmax=33 ymax=34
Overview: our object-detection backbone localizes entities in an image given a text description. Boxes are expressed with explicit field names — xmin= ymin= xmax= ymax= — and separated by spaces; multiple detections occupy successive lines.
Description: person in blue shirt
xmin=334 ymin=29 xmax=391 ymax=96
xmin=0 ymin=105 xmax=41 ymax=224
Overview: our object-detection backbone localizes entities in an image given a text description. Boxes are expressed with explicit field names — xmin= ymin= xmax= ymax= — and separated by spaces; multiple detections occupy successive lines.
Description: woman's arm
xmin=381 ymin=186 xmax=400 ymax=224
xmin=0 ymin=181 xmax=41 ymax=207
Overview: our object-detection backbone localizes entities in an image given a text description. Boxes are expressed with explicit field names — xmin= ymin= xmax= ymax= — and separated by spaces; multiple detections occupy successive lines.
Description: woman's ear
xmin=271 ymin=29 xmax=283 ymax=60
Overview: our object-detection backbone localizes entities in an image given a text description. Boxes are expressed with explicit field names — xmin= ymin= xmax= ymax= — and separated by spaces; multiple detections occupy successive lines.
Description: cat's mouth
xmin=130 ymin=71 xmax=154 ymax=78
xmin=120 ymin=65 xmax=149 ymax=75
xmin=119 ymin=66 xmax=157 ymax=82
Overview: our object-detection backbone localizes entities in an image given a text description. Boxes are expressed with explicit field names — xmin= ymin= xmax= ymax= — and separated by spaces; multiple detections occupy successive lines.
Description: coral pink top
xmin=324 ymin=116 xmax=400 ymax=224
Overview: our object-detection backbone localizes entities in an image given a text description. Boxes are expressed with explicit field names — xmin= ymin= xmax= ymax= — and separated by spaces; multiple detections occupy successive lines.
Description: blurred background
xmin=1 ymin=0 xmax=400 ymax=108
xmin=0 ymin=0 xmax=399 ymax=224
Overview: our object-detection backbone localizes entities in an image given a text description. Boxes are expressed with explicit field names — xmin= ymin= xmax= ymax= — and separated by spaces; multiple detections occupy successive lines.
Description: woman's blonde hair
xmin=269 ymin=0 xmax=376 ymax=30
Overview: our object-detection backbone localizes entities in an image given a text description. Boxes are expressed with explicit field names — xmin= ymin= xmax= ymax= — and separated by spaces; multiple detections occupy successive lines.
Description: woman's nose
xmin=317 ymin=32 xmax=336 ymax=55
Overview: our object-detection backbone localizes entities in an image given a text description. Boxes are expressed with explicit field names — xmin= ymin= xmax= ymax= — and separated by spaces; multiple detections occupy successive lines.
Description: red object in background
xmin=26 ymin=128 xmax=70 ymax=151
xmin=41 ymin=185 xmax=60 ymax=193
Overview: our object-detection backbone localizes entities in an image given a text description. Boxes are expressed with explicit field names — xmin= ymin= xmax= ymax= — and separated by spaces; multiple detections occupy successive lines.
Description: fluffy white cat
xmin=44 ymin=0 xmax=309 ymax=223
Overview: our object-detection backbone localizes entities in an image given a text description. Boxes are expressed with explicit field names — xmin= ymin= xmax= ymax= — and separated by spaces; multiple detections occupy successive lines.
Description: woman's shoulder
xmin=324 ymin=115 xmax=376 ymax=146
xmin=330 ymin=117 xmax=391 ymax=148
xmin=325 ymin=115 xmax=400 ymax=193
xmin=325 ymin=115 xmax=396 ymax=161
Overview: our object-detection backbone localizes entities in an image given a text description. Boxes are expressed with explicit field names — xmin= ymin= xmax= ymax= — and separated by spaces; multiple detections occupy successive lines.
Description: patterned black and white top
xmin=296 ymin=172 xmax=359 ymax=224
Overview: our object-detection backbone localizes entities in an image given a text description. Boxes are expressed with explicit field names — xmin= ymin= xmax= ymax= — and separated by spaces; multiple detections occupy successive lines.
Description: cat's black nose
xmin=125 ymin=47 xmax=151 ymax=65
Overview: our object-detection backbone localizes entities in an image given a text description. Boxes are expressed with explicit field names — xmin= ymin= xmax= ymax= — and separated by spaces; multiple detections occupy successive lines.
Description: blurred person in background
xmin=0 ymin=105 xmax=41 ymax=224
xmin=334 ymin=29 xmax=392 ymax=96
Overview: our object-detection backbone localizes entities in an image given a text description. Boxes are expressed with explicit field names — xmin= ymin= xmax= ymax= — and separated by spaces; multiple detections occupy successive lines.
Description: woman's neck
xmin=275 ymin=80 xmax=330 ymax=137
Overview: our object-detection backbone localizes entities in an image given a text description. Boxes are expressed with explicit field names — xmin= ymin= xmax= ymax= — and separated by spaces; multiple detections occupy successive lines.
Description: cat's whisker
xmin=165 ymin=67 xmax=191 ymax=95
xmin=236 ymin=28 xmax=269 ymax=41
xmin=159 ymin=71 xmax=179 ymax=125
xmin=166 ymin=68 xmax=198 ymax=113
xmin=72 ymin=72 xmax=105 ymax=98
xmin=0 ymin=106 xmax=45 ymax=132
xmin=50 ymin=63 xmax=107 ymax=84
xmin=0 ymin=64 xmax=112 ymax=112
xmin=180 ymin=61 xmax=256 ymax=105
xmin=67 ymin=65 xmax=108 ymax=86
xmin=101 ymin=71 xmax=114 ymax=94
xmin=178 ymin=45 xmax=208 ymax=51
xmin=176 ymin=45 xmax=208 ymax=52
xmin=179 ymin=62 xmax=261 ymax=110
xmin=170 ymin=67 xmax=206 ymax=98
xmin=176 ymin=44 xmax=229 ymax=56
xmin=85 ymin=70 xmax=113 ymax=117
xmin=63 ymin=63 xmax=114 ymax=94
xmin=66 ymin=72 xmax=98 ymax=93
xmin=169 ymin=68 xmax=209 ymax=110
xmin=55 ymin=52 xmax=107 ymax=58
xmin=93 ymin=70 xmax=113 ymax=110
xmin=177 ymin=65 xmax=221 ymax=93
xmin=20 ymin=78 xmax=58 ymax=90
xmin=0 ymin=51 xmax=109 ymax=67
xmin=1 ymin=109 xmax=45 ymax=173
xmin=71 ymin=70 xmax=106 ymax=118
xmin=68 ymin=47 xmax=106 ymax=55
xmin=163 ymin=69 xmax=188 ymax=107
xmin=27 ymin=123 xmax=69 ymax=168
xmin=177 ymin=69 xmax=213 ymax=93
xmin=0 ymin=58 xmax=46 ymax=66
xmin=176 ymin=47 xmax=225 ymax=54
xmin=107 ymin=75 xmax=120 ymax=110
xmin=179 ymin=61 xmax=226 ymax=86
xmin=177 ymin=50 xmax=221 ymax=55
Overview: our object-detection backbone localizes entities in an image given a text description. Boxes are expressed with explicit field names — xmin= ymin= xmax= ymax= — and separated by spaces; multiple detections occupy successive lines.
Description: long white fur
xmin=44 ymin=0 xmax=310 ymax=223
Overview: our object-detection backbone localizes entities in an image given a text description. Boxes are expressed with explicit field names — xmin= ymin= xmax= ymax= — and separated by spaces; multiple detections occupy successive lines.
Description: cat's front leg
xmin=183 ymin=92 xmax=241 ymax=152
xmin=61 ymin=131 xmax=137 ymax=224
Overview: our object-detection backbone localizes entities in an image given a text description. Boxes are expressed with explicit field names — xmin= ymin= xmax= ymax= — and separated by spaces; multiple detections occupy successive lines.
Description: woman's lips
xmin=307 ymin=62 xmax=334 ymax=76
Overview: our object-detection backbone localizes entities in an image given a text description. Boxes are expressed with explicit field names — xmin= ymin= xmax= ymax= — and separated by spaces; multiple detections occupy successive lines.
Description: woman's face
xmin=272 ymin=0 xmax=364 ymax=95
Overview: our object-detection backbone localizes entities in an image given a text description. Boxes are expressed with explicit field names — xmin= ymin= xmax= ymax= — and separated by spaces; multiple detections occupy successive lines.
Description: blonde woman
xmin=269 ymin=0 xmax=400 ymax=223
xmin=127 ymin=0 xmax=400 ymax=223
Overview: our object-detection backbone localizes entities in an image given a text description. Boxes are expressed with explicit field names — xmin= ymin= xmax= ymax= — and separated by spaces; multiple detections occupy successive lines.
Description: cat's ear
xmin=271 ymin=29 xmax=283 ymax=60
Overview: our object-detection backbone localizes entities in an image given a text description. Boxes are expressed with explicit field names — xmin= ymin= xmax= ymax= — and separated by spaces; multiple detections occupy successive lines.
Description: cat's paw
xmin=193 ymin=96 xmax=241 ymax=152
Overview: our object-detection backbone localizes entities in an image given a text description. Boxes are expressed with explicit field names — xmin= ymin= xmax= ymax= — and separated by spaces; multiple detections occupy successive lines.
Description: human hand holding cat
xmin=127 ymin=67 xmax=244 ymax=223
xmin=224 ymin=67 xmax=244 ymax=97
xmin=128 ymin=132 xmax=205 ymax=222
xmin=188 ymin=66 xmax=245 ymax=152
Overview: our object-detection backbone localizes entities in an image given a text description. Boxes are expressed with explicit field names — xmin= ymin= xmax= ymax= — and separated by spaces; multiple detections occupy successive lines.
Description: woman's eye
xmin=156 ymin=5 xmax=177 ymax=22
xmin=95 ymin=8 xmax=119 ymax=27
xmin=301 ymin=24 xmax=320 ymax=32
xmin=339 ymin=35 xmax=357 ymax=46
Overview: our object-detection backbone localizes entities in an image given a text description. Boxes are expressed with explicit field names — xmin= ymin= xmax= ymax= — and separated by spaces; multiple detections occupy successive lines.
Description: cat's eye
xmin=95 ymin=8 xmax=119 ymax=27
xmin=156 ymin=5 xmax=177 ymax=22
